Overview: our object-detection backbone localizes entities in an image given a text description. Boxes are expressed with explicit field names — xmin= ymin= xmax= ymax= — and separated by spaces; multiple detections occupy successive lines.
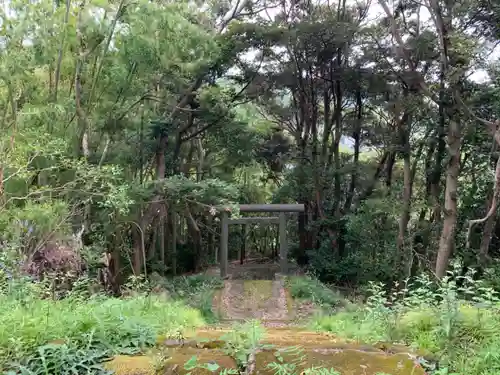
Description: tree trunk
xmin=430 ymin=74 xmax=447 ymax=222
xmin=478 ymin=194 xmax=496 ymax=267
xmin=435 ymin=119 xmax=461 ymax=278
xmin=156 ymin=135 xmax=168 ymax=179
xmin=396 ymin=132 xmax=412 ymax=273
xmin=132 ymin=225 xmax=145 ymax=276
xmin=344 ymin=90 xmax=362 ymax=212
xmin=331 ymin=84 xmax=342 ymax=216
xmin=385 ymin=151 xmax=396 ymax=191
xmin=171 ymin=212 xmax=177 ymax=275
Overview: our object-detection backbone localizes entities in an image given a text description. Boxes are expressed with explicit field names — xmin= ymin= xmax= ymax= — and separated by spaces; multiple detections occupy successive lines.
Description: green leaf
xmin=184 ymin=355 xmax=198 ymax=370
xmin=206 ymin=362 xmax=220 ymax=372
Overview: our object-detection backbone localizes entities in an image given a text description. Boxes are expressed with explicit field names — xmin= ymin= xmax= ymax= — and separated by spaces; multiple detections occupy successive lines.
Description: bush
xmin=0 ymin=280 xmax=205 ymax=373
xmin=152 ymin=274 xmax=223 ymax=322
xmin=287 ymin=275 xmax=345 ymax=309
xmin=311 ymin=269 xmax=500 ymax=375
xmin=162 ymin=274 xmax=224 ymax=297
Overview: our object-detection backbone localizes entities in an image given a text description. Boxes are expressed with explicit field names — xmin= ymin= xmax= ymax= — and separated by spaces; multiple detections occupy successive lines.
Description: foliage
xmin=6 ymin=343 xmax=112 ymax=375
xmin=184 ymin=355 xmax=237 ymax=375
xmin=161 ymin=274 xmax=224 ymax=322
xmin=311 ymin=267 xmax=500 ymax=374
xmin=286 ymin=275 xmax=346 ymax=309
xmin=3 ymin=0 xmax=500 ymax=372
xmin=219 ymin=320 xmax=270 ymax=371
xmin=0 ymin=278 xmax=204 ymax=373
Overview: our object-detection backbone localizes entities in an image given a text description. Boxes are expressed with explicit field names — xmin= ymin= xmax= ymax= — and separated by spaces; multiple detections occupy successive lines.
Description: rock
xmin=106 ymin=328 xmax=426 ymax=375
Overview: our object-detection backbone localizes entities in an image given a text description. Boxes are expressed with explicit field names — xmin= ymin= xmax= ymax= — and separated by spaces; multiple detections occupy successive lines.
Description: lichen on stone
xmin=108 ymin=327 xmax=425 ymax=375
xmin=104 ymin=355 xmax=155 ymax=375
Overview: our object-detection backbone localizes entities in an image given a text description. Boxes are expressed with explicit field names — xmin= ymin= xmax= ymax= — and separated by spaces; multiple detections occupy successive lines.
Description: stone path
xmin=106 ymin=327 xmax=427 ymax=375
xmin=105 ymin=264 xmax=428 ymax=375
xmin=209 ymin=260 xmax=315 ymax=327
xmin=218 ymin=279 xmax=291 ymax=324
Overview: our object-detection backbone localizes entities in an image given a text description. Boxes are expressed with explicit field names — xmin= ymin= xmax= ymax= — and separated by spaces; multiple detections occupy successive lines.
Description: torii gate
xmin=218 ymin=204 xmax=305 ymax=278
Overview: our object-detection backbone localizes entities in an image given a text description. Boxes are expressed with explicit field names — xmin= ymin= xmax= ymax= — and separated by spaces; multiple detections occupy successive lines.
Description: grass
xmin=161 ymin=274 xmax=224 ymax=322
xmin=5 ymin=268 xmax=500 ymax=375
xmin=0 ymin=275 xmax=208 ymax=374
xmin=286 ymin=275 xmax=347 ymax=309
xmin=310 ymin=271 xmax=500 ymax=375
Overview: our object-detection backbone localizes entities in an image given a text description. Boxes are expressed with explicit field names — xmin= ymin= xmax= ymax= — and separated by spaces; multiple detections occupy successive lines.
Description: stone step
xmin=191 ymin=327 xmax=341 ymax=347
xmin=106 ymin=328 xmax=426 ymax=375
xmin=216 ymin=279 xmax=291 ymax=321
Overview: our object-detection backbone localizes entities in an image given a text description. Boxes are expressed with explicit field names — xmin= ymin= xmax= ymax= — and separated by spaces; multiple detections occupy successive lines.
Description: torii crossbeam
xmin=218 ymin=204 xmax=305 ymax=278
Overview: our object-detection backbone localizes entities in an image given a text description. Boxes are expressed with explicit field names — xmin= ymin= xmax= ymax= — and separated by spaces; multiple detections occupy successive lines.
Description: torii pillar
xmin=218 ymin=204 xmax=305 ymax=278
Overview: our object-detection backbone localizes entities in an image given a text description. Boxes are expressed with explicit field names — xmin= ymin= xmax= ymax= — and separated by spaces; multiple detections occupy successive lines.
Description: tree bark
xmin=344 ymin=89 xmax=362 ymax=212
xmin=155 ymin=135 xmax=168 ymax=179
xmin=396 ymin=121 xmax=412 ymax=273
xmin=435 ymin=119 xmax=461 ymax=278
xmin=478 ymin=194 xmax=496 ymax=267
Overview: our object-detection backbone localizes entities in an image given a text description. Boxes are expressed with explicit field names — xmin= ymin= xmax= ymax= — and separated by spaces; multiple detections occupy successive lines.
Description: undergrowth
xmin=0 ymin=275 xmax=205 ymax=374
xmin=162 ymin=274 xmax=224 ymax=322
xmin=311 ymin=263 xmax=500 ymax=375
xmin=286 ymin=275 xmax=346 ymax=309
xmin=124 ymin=273 xmax=223 ymax=322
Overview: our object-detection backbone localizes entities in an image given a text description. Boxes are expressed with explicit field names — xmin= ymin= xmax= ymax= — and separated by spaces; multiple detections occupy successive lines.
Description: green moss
xmin=110 ymin=327 xmax=428 ymax=375
xmin=255 ymin=349 xmax=424 ymax=375
xmin=106 ymin=344 xmax=424 ymax=375
xmin=104 ymin=355 xmax=155 ymax=375
xmin=243 ymin=280 xmax=274 ymax=310
xmin=105 ymin=349 xmax=237 ymax=375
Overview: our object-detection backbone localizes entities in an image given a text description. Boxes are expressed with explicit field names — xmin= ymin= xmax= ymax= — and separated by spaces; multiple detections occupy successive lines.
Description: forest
xmin=1 ymin=0 xmax=500 ymax=374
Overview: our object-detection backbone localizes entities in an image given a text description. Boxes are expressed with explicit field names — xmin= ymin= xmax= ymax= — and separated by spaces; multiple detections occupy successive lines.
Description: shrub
xmin=0 ymin=281 xmax=205 ymax=373
xmin=311 ymin=269 xmax=500 ymax=375
xmin=159 ymin=274 xmax=224 ymax=322
xmin=287 ymin=275 xmax=345 ymax=309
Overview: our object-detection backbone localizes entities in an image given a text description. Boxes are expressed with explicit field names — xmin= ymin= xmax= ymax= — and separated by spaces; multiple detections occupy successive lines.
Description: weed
xmin=185 ymin=321 xmax=343 ymax=375
xmin=286 ymin=275 xmax=345 ymax=310
xmin=151 ymin=347 xmax=171 ymax=373
xmin=184 ymin=355 xmax=239 ymax=375
xmin=0 ymin=278 xmax=205 ymax=374
xmin=220 ymin=320 xmax=271 ymax=371
xmin=266 ymin=345 xmax=307 ymax=375
xmin=162 ymin=274 xmax=224 ymax=322
xmin=311 ymin=265 xmax=500 ymax=375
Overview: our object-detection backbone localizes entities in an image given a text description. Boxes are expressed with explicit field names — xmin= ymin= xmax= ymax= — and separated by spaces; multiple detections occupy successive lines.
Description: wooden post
xmin=244 ymin=224 xmax=249 ymax=262
xmin=279 ymin=212 xmax=288 ymax=274
xmin=220 ymin=211 xmax=229 ymax=278
xmin=228 ymin=217 xmax=280 ymax=224
xmin=159 ymin=214 xmax=165 ymax=270
xmin=238 ymin=225 xmax=243 ymax=265
xmin=207 ymin=214 xmax=214 ymax=264
xmin=172 ymin=212 xmax=177 ymax=276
